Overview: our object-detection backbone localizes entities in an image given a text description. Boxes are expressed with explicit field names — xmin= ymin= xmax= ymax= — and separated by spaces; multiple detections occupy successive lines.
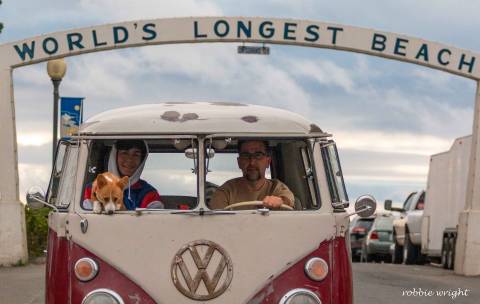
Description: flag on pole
xmin=60 ymin=97 xmax=84 ymax=138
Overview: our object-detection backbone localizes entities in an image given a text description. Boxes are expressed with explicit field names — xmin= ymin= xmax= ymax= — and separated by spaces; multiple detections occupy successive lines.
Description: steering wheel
xmin=223 ymin=200 xmax=294 ymax=211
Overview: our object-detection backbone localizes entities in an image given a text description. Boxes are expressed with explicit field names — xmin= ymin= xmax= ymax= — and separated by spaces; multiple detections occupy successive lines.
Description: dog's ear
xmin=96 ymin=174 xmax=108 ymax=188
xmin=117 ymin=176 xmax=129 ymax=189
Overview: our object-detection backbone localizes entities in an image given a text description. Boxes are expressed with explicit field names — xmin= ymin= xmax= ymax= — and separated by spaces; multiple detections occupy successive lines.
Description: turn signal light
xmin=74 ymin=257 xmax=99 ymax=282
xmin=369 ymin=231 xmax=379 ymax=240
xmin=304 ymin=257 xmax=328 ymax=281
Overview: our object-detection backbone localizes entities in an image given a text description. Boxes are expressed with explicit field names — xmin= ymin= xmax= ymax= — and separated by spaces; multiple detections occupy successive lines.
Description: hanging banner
xmin=60 ymin=97 xmax=84 ymax=138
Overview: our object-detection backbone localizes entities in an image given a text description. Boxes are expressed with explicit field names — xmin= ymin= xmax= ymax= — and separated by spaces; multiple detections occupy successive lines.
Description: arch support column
xmin=455 ymin=81 xmax=480 ymax=276
xmin=0 ymin=66 xmax=28 ymax=265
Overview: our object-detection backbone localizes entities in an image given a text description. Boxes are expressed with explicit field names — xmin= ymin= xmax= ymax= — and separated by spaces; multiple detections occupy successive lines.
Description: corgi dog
xmin=91 ymin=172 xmax=129 ymax=214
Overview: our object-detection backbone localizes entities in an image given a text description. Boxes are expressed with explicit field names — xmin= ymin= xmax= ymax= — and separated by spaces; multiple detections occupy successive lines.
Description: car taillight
xmin=74 ymin=258 xmax=98 ymax=282
xmin=369 ymin=231 xmax=379 ymax=240
xmin=352 ymin=227 xmax=366 ymax=234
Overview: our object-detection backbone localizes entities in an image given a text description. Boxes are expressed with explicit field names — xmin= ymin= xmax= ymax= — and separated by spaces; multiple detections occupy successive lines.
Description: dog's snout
xmin=107 ymin=210 xmax=114 ymax=215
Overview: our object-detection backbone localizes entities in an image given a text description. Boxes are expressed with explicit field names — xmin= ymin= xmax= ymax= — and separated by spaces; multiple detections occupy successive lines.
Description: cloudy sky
xmin=1 ymin=0 xmax=478 ymax=206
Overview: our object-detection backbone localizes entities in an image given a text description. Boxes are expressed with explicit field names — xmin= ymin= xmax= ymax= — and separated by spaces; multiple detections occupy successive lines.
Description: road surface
xmin=353 ymin=262 xmax=480 ymax=304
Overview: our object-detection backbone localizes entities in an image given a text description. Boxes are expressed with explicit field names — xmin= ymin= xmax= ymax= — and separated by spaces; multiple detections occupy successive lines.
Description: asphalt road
xmin=0 ymin=263 xmax=45 ymax=304
xmin=353 ymin=262 xmax=480 ymax=304
xmin=1 ymin=262 xmax=479 ymax=303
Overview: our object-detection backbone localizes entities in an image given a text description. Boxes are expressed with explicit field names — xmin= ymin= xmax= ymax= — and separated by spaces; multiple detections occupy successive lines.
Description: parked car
xmin=360 ymin=213 xmax=395 ymax=262
xmin=349 ymin=216 xmax=374 ymax=261
xmin=385 ymin=190 xmax=425 ymax=264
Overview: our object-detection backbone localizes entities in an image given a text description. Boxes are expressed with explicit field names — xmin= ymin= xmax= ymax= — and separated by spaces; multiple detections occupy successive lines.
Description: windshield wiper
xmin=170 ymin=208 xmax=235 ymax=216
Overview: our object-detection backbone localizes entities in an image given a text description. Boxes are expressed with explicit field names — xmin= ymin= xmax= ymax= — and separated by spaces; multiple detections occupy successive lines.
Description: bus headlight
xmin=82 ymin=289 xmax=124 ymax=304
xmin=279 ymin=288 xmax=321 ymax=304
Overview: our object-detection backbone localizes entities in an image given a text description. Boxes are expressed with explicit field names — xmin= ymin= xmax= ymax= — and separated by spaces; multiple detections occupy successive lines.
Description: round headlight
xmin=304 ymin=257 xmax=328 ymax=281
xmin=279 ymin=288 xmax=321 ymax=304
xmin=82 ymin=289 xmax=124 ymax=304
xmin=74 ymin=258 xmax=99 ymax=282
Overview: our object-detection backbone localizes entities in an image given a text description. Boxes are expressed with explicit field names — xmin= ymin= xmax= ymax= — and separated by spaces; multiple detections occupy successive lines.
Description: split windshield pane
xmin=81 ymin=139 xmax=198 ymax=211
xmin=205 ymin=138 xmax=319 ymax=210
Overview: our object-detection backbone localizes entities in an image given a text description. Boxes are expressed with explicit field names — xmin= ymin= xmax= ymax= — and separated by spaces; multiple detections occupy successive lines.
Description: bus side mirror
xmin=345 ymin=195 xmax=377 ymax=218
xmin=355 ymin=195 xmax=376 ymax=218
xmin=26 ymin=186 xmax=47 ymax=209
xmin=26 ymin=186 xmax=58 ymax=211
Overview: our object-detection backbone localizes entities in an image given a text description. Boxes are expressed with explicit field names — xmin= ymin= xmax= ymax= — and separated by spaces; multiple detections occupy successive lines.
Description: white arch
xmin=1 ymin=17 xmax=479 ymax=274
xmin=1 ymin=17 xmax=479 ymax=78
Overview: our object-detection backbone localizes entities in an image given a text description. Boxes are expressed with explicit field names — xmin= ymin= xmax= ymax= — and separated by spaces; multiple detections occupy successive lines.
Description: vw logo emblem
xmin=171 ymin=240 xmax=233 ymax=300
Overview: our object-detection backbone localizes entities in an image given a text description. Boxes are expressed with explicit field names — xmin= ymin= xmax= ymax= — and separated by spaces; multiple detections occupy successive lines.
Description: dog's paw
xmin=93 ymin=201 xmax=102 ymax=214
xmin=116 ymin=203 xmax=126 ymax=211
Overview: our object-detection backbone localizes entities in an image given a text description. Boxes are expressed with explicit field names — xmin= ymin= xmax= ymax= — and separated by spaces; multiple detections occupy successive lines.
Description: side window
xmin=403 ymin=192 xmax=416 ymax=211
xmin=301 ymin=146 xmax=318 ymax=208
xmin=275 ymin=141 xmax=317 ymax=210
xmin=55 ymin=145 xmax=79 ymax=208
xmin=47 ymin=141 xmax=78 ymax=208
xmin=415 ymin=192 xmax=425 ymax=210
xmin=321 ymin=141 xmax=348 ymax=204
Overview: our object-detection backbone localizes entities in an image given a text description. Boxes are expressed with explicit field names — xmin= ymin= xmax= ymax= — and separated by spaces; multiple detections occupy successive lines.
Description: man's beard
xmin=245 ymin=168 xmax=260 ymax=181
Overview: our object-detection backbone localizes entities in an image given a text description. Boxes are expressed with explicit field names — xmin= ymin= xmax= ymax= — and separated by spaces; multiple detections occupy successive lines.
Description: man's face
xmin=117 ymin=148 xmax=143 ymax=177
xmin=237 ymin=141 xmax=271 ymax=182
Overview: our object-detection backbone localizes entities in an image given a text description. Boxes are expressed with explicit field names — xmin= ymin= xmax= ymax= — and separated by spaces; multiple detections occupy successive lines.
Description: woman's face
xmin=117 ymin=148 xmax=143 ymax=177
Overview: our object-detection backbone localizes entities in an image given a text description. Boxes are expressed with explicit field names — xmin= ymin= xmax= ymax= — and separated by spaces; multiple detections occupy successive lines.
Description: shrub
xmin=25 ymin=206 xmax=50 ymax=258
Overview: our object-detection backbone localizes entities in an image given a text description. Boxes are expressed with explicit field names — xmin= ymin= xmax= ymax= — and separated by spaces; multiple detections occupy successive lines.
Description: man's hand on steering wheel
xmin=262 ymin=196 xmax=285 ymax=209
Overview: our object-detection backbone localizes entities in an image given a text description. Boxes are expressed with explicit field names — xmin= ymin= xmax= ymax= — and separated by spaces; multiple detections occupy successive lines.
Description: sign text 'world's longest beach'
xmin=5 ymin=17 xmax=478 ymax=79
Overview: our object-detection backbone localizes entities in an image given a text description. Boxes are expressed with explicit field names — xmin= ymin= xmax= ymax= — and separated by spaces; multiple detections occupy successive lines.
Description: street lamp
xmin=47 ymin=59 xmax=67 ymax=162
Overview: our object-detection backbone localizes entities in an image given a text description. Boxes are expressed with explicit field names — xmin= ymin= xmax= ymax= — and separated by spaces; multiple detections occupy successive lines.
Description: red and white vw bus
xmin=28 ymin=102 xmax=375 ymax=304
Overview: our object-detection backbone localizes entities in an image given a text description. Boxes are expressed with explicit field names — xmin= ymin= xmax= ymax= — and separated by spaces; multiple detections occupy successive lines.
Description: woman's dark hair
xmin=115 ymin=140 xmax=147 ymax=157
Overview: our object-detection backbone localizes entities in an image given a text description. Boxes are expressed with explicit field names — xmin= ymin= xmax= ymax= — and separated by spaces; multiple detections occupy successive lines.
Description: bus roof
xmin=79 ymin=102 xmax=326 ymax=136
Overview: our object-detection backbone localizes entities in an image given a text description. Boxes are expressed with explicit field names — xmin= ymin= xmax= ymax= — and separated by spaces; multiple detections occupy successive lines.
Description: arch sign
xmin=0 ymin=17 xmax=479 ymax=275
xmin=2 ymin=17 xmax=480 ymax=77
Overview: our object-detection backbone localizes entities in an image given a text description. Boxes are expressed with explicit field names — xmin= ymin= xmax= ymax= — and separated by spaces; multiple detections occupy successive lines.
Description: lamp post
xmin=47 ymin=59 xmax=67 ymax=163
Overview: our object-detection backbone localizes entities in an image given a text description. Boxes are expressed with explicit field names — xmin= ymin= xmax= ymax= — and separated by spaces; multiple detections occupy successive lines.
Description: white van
xmin=28 ymin=102 xmax=375 ymax=304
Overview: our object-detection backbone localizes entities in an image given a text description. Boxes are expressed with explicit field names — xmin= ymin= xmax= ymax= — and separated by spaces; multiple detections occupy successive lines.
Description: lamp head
xmin=47 ymin=59 xmax=67 ymax=80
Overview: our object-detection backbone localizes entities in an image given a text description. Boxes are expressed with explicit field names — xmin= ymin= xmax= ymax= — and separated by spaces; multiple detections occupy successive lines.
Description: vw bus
xmin=28 ymin=102 xmax=376 ymax=304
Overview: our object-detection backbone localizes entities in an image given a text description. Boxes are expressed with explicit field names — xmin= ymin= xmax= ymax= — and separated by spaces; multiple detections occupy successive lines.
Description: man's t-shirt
xmin=209 ymin=177 xmax=294 ymax=210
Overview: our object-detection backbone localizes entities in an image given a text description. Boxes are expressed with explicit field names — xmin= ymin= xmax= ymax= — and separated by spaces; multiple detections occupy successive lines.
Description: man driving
xmin=209 ymin=140 xmax=294 ymax=210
